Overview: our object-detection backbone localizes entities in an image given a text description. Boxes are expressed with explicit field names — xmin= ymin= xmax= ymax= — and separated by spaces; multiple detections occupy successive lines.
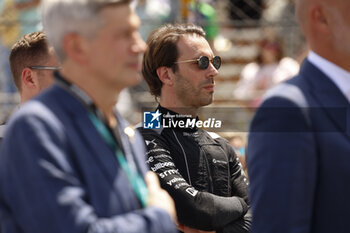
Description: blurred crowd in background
xmin=0 ymin=0 xmax=306 ymax=157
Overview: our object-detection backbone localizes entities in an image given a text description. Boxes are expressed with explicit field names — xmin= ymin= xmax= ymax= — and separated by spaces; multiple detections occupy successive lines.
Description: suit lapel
xmin=57 ymin=87 xmax=119 ymax=184
xmin=73 ymin=107 xmax=144 ymax=211
xmin=301 ymin=60 xmax=350 ymax=138
xmin=75 ymin=115 xmax=119 ymax=181
xmin=115 ymin=112 xmax=148 ymax=177
xmin=52 ymin=85 xmax=146 ymax=212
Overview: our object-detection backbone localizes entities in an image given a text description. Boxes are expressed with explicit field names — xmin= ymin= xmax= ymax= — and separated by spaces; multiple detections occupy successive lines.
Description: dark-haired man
xmin=139 ymin=23 xmax=251 ymax=233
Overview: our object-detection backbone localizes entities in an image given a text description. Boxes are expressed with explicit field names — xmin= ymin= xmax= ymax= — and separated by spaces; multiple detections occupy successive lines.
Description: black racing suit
xmin=138 ymin=106 xmax=251 ymax=233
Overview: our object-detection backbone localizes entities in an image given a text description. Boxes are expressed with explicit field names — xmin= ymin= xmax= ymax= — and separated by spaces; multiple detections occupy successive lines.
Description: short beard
xmin=174 ymin=73 xmax=213 ymax=108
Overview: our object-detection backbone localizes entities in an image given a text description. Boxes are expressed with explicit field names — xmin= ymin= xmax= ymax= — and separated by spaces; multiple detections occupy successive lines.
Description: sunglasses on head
xmin=175 ymin=56 xmax=221 ymax=70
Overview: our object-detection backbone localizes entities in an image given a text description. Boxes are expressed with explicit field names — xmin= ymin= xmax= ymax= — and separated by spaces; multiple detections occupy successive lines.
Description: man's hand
xmin=145 ymin=171 xmax=177 ymax=222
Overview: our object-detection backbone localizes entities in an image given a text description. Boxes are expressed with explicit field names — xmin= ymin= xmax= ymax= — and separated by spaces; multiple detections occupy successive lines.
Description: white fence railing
xmin=0 ymin=92 xmax=19 ymax=124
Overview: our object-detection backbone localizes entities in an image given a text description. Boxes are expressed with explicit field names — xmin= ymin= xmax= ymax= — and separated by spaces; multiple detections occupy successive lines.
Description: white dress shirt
xmin=0 ymin=124 xmax=6 ymax=140
xmin=307 ymin=51 xmax=350 ymax=103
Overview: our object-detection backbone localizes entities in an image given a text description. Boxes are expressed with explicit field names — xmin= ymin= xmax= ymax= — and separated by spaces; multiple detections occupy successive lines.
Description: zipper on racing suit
xmin=199 ymin=145 xmax=214 ymax=193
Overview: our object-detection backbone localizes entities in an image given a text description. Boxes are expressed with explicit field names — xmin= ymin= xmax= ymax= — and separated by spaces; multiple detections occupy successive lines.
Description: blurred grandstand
xmin=0 ymin=0 xmax=305 ymax=133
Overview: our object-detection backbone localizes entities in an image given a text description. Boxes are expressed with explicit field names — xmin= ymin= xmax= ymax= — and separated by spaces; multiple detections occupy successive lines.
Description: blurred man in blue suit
xmin=247 ymin=0 xmax=350 ymax=232
xmin=0 ymin=0 xmax=177 ymax=232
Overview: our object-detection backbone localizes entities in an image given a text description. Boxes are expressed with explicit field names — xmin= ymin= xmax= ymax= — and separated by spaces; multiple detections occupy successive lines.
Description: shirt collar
xmin=307 ymin=51 xmax=350 ymax=103
xmin=0 ymin=124 xmax=6 ymax=138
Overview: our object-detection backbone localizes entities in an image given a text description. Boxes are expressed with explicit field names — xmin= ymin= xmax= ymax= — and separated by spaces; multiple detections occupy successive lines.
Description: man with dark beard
xmin=139 ymin=23 xmax=251 ymax=233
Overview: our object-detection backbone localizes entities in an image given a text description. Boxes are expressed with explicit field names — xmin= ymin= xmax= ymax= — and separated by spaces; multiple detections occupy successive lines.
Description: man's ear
xmin=63 ymin=33 xmax=89 ymax=64
xmin=311 ymin=5 xmax=329 ymax=34
xmin=21 ymin=68 xmax=37 ymax=89
xmin=156 ymin=66 xmax=174 ymax=86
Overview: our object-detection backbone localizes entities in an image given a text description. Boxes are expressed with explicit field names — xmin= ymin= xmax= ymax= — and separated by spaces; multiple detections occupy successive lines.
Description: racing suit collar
xmin=157 ymin=105 xmax=200 ymax=132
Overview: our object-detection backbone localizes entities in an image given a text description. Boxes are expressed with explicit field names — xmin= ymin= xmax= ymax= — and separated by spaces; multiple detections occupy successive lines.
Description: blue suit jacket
xmin=247 ymin=59 xmax=350 ymax=233
xmin=0 ymin=85 xmax=176 ymax=233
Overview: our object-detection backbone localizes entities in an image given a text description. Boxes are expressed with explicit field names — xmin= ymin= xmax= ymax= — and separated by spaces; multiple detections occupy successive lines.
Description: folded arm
xmin=140 ymin=130 xmax=248 ymax=231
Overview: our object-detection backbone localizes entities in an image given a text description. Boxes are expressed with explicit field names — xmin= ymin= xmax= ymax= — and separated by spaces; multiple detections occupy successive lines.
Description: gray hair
xmin=41 ymin=0 xmax=132 ymax=61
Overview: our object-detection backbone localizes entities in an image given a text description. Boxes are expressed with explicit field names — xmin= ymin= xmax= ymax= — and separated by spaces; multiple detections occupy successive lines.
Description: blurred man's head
xmin=295 ymin=0 xmax=350 ymax=70
xmin=143 ymin=24 xmax=220 ymax=110
xmin=9 ymin=31 xmax=59 ymax=104
xmin=41 ymin=0 xmax=146 ymax=94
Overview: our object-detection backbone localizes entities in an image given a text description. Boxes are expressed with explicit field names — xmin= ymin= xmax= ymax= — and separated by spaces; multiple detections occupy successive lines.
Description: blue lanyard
xmin=88 ymin=112 xmax=148 ymax=208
